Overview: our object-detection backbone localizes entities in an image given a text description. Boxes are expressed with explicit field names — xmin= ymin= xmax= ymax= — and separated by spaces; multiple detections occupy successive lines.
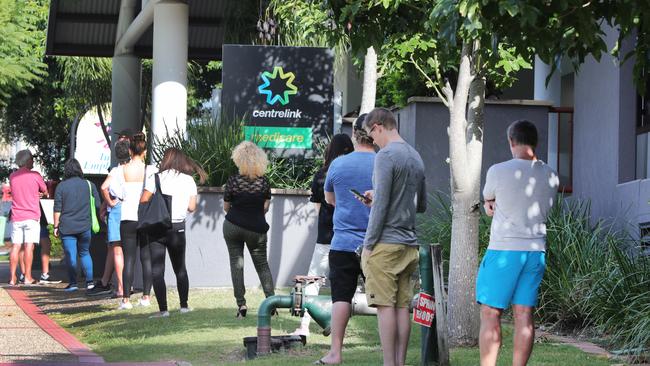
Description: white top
xmin=145 ymin=169 xmax=197 ymax=223
xmin=109 ymin=165 xmax=158 ymax=222
xmin=483 ymin=159 xmax=559 ymax=252
xmin=106 ymin=166 xmax=123 ymax=213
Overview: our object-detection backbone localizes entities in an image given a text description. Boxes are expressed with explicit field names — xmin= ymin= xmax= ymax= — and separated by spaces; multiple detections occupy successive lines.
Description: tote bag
xmin=137 ymin=172 xmax=171 ymax=235
xmin=87 ymin=181 xmax=100 ymax=234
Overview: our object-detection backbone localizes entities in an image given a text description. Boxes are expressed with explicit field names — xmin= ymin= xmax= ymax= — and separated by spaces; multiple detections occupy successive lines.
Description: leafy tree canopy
xmin=328 ymin=0 xmax=650 ymax=96
xmin=0 ymin=0 xmax=48 ymax=106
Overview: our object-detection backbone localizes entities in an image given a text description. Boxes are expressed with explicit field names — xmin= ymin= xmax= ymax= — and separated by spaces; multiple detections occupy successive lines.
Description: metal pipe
xmin=351 ymin=291 xmax=377 ymax=316
xmin=68 ymin=109 xmax=85 ymax=158
xmin=257 ymin=295 xmax=293 ymax=355
xmin=114 ymin=0 xmax=156 ymax=56
xmin=419 ymin=244 xmax=438 ymax=365
xmin=303 ymin=295 xmax=333 ymax=336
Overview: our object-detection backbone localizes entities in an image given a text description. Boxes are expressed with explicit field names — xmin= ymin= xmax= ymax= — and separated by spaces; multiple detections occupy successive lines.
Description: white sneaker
xmin=138 ymin=298 xmax=151 ymax=307
xmin=117 ymin=301 xmax=133 ymax=310
xmin=180 ymin=307 xmax=193 ymax=314
xmin=149 ymin=311 xmax=169 ymax=318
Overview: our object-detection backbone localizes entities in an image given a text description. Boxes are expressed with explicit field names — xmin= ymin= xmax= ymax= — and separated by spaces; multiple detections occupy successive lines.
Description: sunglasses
xmin=365 ymin=123 xmax=381 ymax=135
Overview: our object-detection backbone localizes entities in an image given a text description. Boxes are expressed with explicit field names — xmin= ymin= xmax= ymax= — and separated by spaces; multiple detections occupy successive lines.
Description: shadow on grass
xmin=15 ymin=285 xmax=616 ymax=366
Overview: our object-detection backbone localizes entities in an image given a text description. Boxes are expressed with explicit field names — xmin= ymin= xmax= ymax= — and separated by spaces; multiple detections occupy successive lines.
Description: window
xmin=638 ymin=223 xmax=650 ymax=255
xmin=636 ymin=82 xmax=650 ymax=179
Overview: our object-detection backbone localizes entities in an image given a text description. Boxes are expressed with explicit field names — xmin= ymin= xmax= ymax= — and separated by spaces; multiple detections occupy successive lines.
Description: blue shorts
xmin=476 ymin=249 xmax=546 ymax=309
xmin=107 ymin=203 xmax=122 ymax=243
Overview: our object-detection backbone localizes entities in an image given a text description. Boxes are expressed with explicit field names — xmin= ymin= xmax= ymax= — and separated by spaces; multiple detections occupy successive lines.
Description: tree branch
xmin=409 ymin=54 xmax=449 ymax=107
xmin=443 ymin=79 xmax=454 ymax=105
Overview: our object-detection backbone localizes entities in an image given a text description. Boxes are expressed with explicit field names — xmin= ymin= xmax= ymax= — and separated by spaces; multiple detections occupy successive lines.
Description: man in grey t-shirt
xmin=478 ymin=120 xmax=558 ymax=366
xmin=360 ymin=108 xmax=426 ymax=366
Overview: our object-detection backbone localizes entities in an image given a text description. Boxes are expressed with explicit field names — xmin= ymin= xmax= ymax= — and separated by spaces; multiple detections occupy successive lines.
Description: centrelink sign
xmin=222 ymin=45 xmax=334 ymax=153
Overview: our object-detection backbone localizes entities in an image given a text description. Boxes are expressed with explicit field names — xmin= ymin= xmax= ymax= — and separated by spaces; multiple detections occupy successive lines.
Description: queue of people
xmin=4 ymin=107 xmax=558 ymax=366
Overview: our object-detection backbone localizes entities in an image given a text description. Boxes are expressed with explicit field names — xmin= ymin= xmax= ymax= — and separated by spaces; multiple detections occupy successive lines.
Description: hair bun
xmin=131 ymin=132 xmax=146 ymax=142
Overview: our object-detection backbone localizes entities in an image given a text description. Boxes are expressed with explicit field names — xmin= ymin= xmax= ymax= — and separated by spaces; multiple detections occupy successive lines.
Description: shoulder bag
xmin=137 ymin=168 xmax=172 ymax=236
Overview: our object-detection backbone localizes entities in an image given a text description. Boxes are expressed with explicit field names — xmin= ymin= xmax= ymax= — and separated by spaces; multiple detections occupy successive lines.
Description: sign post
xmin=413 ymin=292 xmax=436 ymax=328
xmin=222 ymin=45 xmax=334 ymax=156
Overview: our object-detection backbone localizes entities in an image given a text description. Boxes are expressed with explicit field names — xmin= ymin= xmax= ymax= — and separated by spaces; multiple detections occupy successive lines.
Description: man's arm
xmin=324 ymin=164 xmax=336 ymax=206
xmin=483 ymin=166 xmax=497 ymax=217
xmin=324 ymin=191 xmax=336 ymax=206
xmin=37 ymin=174 xmax=48 ymax=198
xmin=363 ymin=154 xmax=393 ymax=249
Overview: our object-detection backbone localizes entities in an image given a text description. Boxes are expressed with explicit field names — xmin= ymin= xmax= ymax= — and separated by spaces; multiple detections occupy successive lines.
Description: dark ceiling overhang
xmin=46 ymin=0 xmax=254 ymax=61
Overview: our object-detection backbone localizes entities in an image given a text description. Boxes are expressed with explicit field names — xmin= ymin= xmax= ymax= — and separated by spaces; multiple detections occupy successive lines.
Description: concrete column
xmin=534 ymin=56 xmax=561 ymax=170
xmin=111 ymin=0 xmax=141 ymax=166
xmin=151 ymin=1 xmax=189 ymax=143
xmin=111 ymin=56 xmax=141 ymax=137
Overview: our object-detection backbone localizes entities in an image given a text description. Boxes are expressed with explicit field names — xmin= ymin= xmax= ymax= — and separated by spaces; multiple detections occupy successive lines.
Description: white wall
xmin=572 ymin=25 xmax=621 ymax=220
xmin=166 ymin=190 xmax=318 ymax=288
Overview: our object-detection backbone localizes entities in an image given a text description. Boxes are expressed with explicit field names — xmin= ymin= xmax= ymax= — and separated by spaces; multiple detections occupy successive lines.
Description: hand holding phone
xmin=350 ymin=189 xmax=372 ymax=204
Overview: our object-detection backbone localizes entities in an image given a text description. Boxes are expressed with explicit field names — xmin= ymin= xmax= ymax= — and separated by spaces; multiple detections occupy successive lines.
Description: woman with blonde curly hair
xmin=223 ymin=141 xmax=275 ymax=317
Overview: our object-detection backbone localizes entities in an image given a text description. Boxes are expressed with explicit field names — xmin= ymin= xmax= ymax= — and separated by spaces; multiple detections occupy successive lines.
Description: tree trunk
xmin=359 ymin=46 xmax=377 ymax=114
xmin=96 ymin=104 xmax=112 ymax=147
xmin=446 ymin=41 xmax=485 ymax=346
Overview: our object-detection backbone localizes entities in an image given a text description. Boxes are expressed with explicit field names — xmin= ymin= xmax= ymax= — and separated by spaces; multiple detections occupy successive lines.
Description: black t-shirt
xmin=224 ymin=174 xmax=271 ymax=234
xmin=310 ymin=169 xmax=334 ymax=244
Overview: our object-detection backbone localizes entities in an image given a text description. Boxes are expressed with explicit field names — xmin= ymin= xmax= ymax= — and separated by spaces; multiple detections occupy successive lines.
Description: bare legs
xmin=512 ymin=305 xmax=534 ymax=366
xmin=479 ymin=304 xmax=535 ymax=366
xmin=9 ymin=244 xmax=20 ymax=284
xmin=376 ymin=306 xmax=411 ymax=366
xmin=318 ymin=301 xmax=352 ymax=364
xmin=100 ymin=244 xmax=124 ymax=295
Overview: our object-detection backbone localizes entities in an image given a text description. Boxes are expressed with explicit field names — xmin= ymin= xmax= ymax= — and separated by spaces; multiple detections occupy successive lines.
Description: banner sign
xmin=413 ymin=292 xmax=436 ymax=327
xmin=75 ymin=106 xmax=111 ymax=175
xmin=222 ymin=44 xmax=334 ymax=155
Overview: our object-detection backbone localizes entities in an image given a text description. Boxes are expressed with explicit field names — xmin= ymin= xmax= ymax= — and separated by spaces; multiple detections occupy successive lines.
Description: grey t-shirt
xmin=483 ymin=159 xmax=559 ymax=251
xmin=364 ymin=141 xmax=427 ymax=248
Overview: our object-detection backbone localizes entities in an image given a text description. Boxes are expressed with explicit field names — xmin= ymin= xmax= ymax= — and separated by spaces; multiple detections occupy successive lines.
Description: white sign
xmin=74 ymin=107 xmax=112 ymax=175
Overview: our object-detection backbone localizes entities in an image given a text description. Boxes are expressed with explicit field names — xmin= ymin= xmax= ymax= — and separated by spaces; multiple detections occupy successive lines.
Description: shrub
xmin=537 ymin=199 xmax=623 ymax=330
xmin=417 ymin=191 xmax=491 ymax=264
xmin=153 ymin=116 xmax=326 ymax=189
xmin=419 ymin=193 xmax=650 ymax=356
xmin=591 ymin=243 xmax=650 ymax=359
xmin=152 ymin=118 xmax=244 ymax=187
xmin=47 ymin=224 xmax=62 ymax=257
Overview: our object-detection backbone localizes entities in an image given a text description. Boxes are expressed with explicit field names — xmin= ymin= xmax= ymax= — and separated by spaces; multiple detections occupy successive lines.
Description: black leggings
xmin=150 ymin=222 xmax=189 ymax=312
xmin=120 ymin=220 xmax=152 ymax=298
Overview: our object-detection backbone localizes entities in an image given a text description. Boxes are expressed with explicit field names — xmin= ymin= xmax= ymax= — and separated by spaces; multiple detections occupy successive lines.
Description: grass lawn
xmin=47 ymin=288 xmax=615 ymax=366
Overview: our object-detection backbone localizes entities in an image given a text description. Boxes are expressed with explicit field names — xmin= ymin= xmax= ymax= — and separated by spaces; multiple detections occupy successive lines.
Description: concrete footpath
xmin=0 ymin=285 xmax=101 ymax=364
xmin=0 ymin=261 xmax=177 ymax=366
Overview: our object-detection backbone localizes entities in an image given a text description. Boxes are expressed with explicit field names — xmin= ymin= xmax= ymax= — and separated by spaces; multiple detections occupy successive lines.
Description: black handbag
xmin=137 ymin=171 xmax=172 ymax=236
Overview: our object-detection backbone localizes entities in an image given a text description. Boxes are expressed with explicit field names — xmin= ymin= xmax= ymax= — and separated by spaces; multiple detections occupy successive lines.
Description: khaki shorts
xmin=11 ymin=220 xmax=40 ymax=245
xmin=361 ymin=243 xmax=419 ymax=307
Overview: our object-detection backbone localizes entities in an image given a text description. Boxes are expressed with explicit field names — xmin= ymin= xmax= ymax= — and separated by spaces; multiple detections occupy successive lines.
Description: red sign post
xmin=413 ymin=292 xmax=436 ymax=327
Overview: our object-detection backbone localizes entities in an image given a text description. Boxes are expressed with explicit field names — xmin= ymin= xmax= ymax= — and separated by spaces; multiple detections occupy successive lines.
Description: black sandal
xmin=237 ymin=305 xmax=247 ymax=318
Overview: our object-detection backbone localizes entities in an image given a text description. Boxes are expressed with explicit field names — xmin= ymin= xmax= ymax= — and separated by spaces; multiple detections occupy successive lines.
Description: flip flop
xmin=313 ymin=359 xmax=338 ymax=365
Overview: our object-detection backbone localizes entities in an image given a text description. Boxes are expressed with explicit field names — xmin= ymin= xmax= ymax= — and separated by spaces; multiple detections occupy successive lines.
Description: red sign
xmin=413 ymin=292 xmax=435 ymax=327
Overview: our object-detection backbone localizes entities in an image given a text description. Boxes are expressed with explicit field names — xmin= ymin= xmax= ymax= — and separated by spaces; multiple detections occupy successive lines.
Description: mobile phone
xmin=350 ymin=189 xmax=371 ymax=203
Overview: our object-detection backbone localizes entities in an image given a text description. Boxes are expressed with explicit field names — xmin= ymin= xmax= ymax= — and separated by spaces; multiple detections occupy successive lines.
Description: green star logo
xmin=257 ymin=66 xmax=298 ymax=106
